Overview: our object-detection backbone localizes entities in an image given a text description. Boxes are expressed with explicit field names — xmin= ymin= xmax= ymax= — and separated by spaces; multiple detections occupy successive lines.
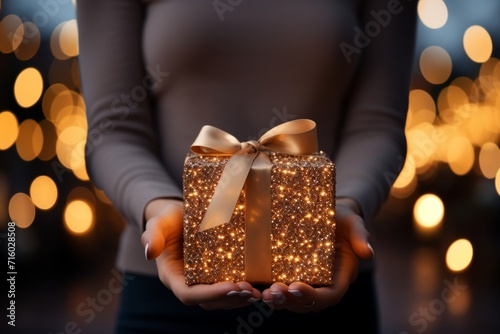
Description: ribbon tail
xmin=198 ymin=151 xmax=257 ymax=232
xmin=245 ymin=152 xmax=273 ymax=283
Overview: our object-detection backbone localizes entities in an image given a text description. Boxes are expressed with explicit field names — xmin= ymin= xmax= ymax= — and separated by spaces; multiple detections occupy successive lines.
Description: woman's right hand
xmin=140 ymin=198 xmax=262 ymax=310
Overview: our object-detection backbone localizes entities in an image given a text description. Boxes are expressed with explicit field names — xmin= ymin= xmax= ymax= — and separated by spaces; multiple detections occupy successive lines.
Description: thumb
xmin=347 ymin=215 xmax=375 ymax=260
xmin=141 ymin=217 xmax=167 ymax=260
xmin=140 ymin=200 xmax=183 ymax=260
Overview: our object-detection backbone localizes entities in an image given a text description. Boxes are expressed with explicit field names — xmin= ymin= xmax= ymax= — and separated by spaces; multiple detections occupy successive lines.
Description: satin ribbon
xmin=189 ymin=119 xmax=319 ymax=283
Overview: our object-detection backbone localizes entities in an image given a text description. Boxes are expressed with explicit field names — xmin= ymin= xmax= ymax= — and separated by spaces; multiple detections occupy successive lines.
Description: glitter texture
xmin=183 ymin=152 xmax=336 ymax=286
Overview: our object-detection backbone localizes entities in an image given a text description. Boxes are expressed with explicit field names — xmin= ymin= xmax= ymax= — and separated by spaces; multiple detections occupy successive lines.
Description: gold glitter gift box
xmin=183 ymin=119 xmax=336 ymax=286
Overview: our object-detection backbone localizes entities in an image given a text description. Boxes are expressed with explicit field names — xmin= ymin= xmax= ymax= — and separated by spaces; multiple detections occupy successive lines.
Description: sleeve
xmin=334 ymin=0 xmax=418 ymax=222
xmin=76 ymin=0 xmax=183 ymax=231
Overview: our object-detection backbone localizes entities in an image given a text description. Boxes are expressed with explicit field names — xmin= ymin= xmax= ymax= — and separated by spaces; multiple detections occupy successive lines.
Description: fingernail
xmin=262 ymin=299 xmax=273 ymax=304
xmin=288 ymin=289 xmax=303 ymax=297
xmin=367 ymin=242 xmax=375 ymax=258
xmin=238 ymin=290 xmax=252 ymax=297
xmin=226 ymin=290 xmax=239 ymax=296
xmin=270 ymin=291 xmax=286 ymax=304
xmin=247 ymin=297 xmax=259 ymax=303
xmin=144 ymin=243 xmax=150 ymax=260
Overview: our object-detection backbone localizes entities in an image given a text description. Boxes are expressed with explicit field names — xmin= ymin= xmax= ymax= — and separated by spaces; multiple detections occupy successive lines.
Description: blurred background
xmin=1 ymin=0 xmax=499 ymax=333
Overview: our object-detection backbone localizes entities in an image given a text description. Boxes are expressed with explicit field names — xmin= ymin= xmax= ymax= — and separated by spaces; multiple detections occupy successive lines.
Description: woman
xmin=77 ymin=0 xmax=417 ymax=333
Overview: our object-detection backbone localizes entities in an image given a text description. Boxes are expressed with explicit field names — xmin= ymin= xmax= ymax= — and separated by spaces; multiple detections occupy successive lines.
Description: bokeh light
xmin=8 ymin=192 xmax=36 ymax=228
xmin=14 ymin=67 xmax=44 ymax=108
xmin=447 ymin=136 xmax=474 ymax=176
xmin=0 ymin=110 xmax=19 ymax=150
xmin=93 ymin=186 xmax=112 ymax=205
xmin=406 ymin=126 xmax=436 ymax=169
xmin=463 ymin=25 xmax=493 ymax=63
xmin=0 ymin=14 xmax=23 ymax=54
xmin=15 ymin=119 xmax=43 ymax=161
xmin=50 ymin=89 xmax=85 ymax=128
xmin=59 ymin=19 xmax=79 ymax=58
xmin=442 ymin=85 xmax=470 ymax=117
xmin=419 ymin=46 xmax=452 ymax=85
xmin=55 ymin=125 xmax=86 ymax=169
xmin=30 ymin=175 xmax=58 ymax=210
xmin=391 ymin=156 xmax=418 ymax=199
xmin=72 ymin=161 xmax=90 ymax=181
xmin=14 ymin=21 xmax=40 ymax=61
xmin=413 ymin=193 xmax=444 ymax=228
xmin=446 ymin=239 xmax=473 ymax=272
xmin=64 ymin=199 xmax=94 ymax=235
xmin=479 ymin=142 xmax=500 ymax=179
xmin=406 ymin=89 xmax=436 ymax=130
xmin=51 ymin=19 xmax=79 ymax=60
xmin=50 ymin=21 xmax=67 ymax=60
xmin=42 ymin=83 xmax=68 ymax=120
xmin=417 ymin=0 xmax=448 ymax=29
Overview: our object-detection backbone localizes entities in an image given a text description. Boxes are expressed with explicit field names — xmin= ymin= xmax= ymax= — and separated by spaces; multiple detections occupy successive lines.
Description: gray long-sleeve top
xmin=77 ymin=0 xmax=417 ymax=275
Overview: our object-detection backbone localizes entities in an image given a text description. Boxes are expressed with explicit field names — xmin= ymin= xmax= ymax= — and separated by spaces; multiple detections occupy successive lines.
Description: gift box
xmin=183 ymin=119 xmax=336 ymax=286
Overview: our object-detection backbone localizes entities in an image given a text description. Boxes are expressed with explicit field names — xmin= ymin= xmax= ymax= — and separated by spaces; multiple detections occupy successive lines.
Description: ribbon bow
xmin=190 ymin=119 xmax=319 ymax=232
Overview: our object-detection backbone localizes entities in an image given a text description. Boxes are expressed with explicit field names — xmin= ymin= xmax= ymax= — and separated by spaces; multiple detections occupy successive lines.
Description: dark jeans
xmin=115 ymin=271 xmax=380 ymax=334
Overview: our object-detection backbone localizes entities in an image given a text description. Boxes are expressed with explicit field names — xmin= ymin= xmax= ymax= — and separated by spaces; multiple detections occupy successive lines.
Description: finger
xmin=261 ymin=283 xmax=289 ymax=310
xmin=171 ymin=279 xmax=261 ymax=310
xmin=201 ymin=286 xmax=262 ymax=311
xmin=236 ymin=281 xmax=261 ymax=301
xmin=346 ymin=214 xmax=374 ymax=260
xmin=286 ymin=282 xmax=319 ymax=313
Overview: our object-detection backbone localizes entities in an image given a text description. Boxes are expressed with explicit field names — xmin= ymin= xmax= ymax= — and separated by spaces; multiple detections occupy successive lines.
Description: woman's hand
xmin=260 ymin=197 xmax=374 ymax=313
xmin=141 ymin=198 xmax=261 ymax=310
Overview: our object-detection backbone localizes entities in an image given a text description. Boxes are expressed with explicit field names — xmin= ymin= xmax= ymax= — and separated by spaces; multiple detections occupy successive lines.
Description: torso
xmin=141 ymin=0 xmax=363 ymax=185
